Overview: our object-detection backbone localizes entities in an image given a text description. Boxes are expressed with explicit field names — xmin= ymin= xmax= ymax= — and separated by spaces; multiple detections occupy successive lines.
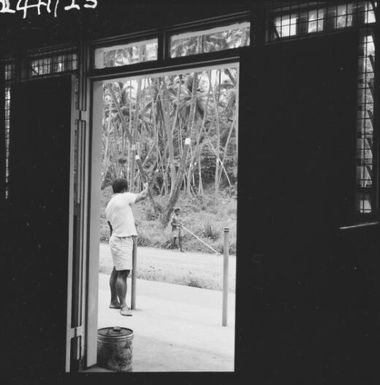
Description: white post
xmin=222 ymin=227 xmax=229 ymax=327
xmin=131 ymin=237 xmax=137 ymax=310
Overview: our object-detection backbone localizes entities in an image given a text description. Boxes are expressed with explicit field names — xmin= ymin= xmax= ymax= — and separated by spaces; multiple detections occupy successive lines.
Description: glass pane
xmin=31 ymin=57 xmax=52 ymax=76
xmin=4 ymin=63 xmax=15 ymax=81
xmin=94 ymin=39 xmax=158 ymax=69
xmin=30 ymin=52 xmax=78 ymax=77
xmin=365 ymin=1 xmax=376 ymax=23
xmin=274 ymin=14 xmax=297 ymax=37
xmin=356 ymin=192 xmax=372 ymax=213
xmin=4 ymin=86 xmax=11 ymax=199
xmin=335 ymin=4 xmax=353 ymax=29
xmin=267 ymin=1 xmax=377 ymax=42
xmin=356 ymin=32 xmax=375 ymax=214
xmin=170 ymin=22 xmax=250 ymax=58
xmin=3 ymin=62 xmax=15 ymax=199
xmin=308 ymin=9 xmax=325 ymax=33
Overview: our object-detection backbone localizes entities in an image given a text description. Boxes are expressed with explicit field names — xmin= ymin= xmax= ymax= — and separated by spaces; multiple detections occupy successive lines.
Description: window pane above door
xmin=170 ymin=22 xmax=250 ymax=58
xmin=94 ymin=38 xmax=158 ymax=69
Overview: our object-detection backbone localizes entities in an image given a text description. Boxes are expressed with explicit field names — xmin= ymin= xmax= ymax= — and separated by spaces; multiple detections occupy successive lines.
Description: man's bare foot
xmin=120 ymin=306 xmax=132 ymax=316
xmin=109 ymin=302 xmax=121 ymax=309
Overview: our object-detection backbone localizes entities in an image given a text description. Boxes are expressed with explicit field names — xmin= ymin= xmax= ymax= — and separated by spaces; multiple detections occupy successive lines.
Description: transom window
xmin=29 ymin=51 xmax=78 ymax=77
xmin=267 ymin=1 xmax=376 ymax=42
xmin=91 ymin=19 xmax=251 ymax=70
xmin=94 ymin=38 xmax=158 ymax=69
xmin=169 ymin=21 xmax=251 ymax=58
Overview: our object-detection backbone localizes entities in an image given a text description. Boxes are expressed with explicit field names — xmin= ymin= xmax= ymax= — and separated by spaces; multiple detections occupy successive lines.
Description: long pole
xmin=222 ymin=227 xmax=229 ymax=327
xmin=131 ymin=237 xmax=137 ymax=310
xmin=181 ymin=224 xmax=220 ymax=254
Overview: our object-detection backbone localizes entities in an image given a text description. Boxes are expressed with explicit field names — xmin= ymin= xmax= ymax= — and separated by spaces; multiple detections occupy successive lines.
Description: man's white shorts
xmin=109 ymin=235 xmax=134 ymax=271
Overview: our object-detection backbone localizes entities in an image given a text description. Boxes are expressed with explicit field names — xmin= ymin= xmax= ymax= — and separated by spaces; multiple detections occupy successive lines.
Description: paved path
xmin=97 ymin=273 xmax=236 ymax=372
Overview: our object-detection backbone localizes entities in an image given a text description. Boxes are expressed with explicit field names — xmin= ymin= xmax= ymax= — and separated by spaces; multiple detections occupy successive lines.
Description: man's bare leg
xmin=109 ymin=267 xmax=120 ymax=308
xmin=179 ymin=236 xmax=184 ymax=252
xmin=115 ymin=269 xmax=132 ymax=316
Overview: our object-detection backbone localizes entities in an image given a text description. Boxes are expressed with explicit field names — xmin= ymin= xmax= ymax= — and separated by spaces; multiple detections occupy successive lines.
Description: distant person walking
xmin=170 ymin=208 xmax=184 ymax=252
xmin=106 ymin=178 xmax=148 ymax=316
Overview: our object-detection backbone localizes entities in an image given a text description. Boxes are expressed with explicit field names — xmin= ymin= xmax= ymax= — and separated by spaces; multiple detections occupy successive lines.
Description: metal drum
xmin=97 ymin=326 xmax=133 ymax=372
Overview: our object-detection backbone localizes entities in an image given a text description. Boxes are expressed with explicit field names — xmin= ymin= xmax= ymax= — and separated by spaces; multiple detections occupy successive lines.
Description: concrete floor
xmin=95 ymin=273 xmax=236 ymax=372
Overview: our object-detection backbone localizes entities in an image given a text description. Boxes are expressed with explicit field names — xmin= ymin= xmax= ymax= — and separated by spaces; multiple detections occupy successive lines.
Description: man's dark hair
xmin=174 ymin=208 xmax=180 ymax=213
xmin=112 ymin=178 xmax=129 ymax=193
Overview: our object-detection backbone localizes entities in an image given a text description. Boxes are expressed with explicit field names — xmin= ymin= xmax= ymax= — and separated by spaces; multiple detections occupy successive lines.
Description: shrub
xmin=202 ymin=221 xmax=219 ymax=240
xmin=145 ymin=208 xmax=158 ymax=221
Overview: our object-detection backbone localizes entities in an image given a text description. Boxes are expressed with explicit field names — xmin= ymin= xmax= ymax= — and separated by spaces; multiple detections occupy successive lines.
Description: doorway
xmin=88 ymin=63 xmax=239 ymax=371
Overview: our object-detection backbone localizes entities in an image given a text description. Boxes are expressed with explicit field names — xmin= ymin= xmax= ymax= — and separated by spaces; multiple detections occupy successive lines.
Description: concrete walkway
xmin=97 ymin=273 xmax=236 ymax=372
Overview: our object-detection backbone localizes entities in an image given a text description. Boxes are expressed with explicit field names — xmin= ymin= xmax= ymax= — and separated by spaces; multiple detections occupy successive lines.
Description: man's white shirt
xmin=105 ymin=192 xmax=138 ymax=237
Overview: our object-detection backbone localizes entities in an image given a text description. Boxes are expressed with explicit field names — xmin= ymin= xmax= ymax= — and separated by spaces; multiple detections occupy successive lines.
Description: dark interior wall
xmin=0 ymin=0 xmax=253 ymax=52
xmin=238 ymin=32 xmax=380 ymax=384
xmin=2 ymin=77 xmax=72 ymax=378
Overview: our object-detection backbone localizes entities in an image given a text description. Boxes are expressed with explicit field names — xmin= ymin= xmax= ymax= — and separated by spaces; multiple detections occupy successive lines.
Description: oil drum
xmin=97 ymin=326 xmax=133 ymax=371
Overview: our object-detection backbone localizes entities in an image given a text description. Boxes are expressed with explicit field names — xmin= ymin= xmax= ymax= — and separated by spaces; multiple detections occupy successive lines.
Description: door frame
xmin=65 ymin=74 xmax=92 ymax=371
xmin=65 ymin=75 xmax=77 ymax=372
xmin=85 ymin=80 xmax=103 ymax=367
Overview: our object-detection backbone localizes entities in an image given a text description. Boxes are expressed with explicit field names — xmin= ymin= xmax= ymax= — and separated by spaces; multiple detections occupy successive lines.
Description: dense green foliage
xmin=101 ymin=65 xmax=238 ymax=200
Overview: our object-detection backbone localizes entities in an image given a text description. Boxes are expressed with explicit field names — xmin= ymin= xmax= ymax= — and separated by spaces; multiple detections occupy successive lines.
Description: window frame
xmin=91 ymin=31 xmax=159 ymax=71
xmin=89 ymin=11 xmax=252 ymax=78
xmin=264 ymin=1 xmax=379 ymax=225
xmin=168 ymin=20 xmax=251 ymax=59
xmin=265 ymin=1 xmax=377 ymax=43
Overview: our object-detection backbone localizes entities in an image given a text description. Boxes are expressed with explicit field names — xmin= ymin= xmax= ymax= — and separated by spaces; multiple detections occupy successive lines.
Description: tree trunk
xmin=198 ymin=147 xmax=203 ymax=195
xmin=217 ymin=111 xmax=237 ymax=186
xmin=206 ymin=135 xmax=232 ymax=188
xmin=185 ymin=73 xmax=198 ymax=195
xmin=130 ymin=78 xmax=142 ymax=191
xmin=158 ymin=82 xmax=177 ymax=196
xmin=101 ymin=112 xmax=112 ymax=187
xmin=161 ymin=139 xmax=191 ymax=227
xmin=186 ymin=145 xmax=193 ymax=195
xmin=209 ymin=70 xmax=221 ymax=195
xmin=135 ymin=155 xmax=161 ymax=214
xmin=186 ymin=79 xmax=210 ymax=196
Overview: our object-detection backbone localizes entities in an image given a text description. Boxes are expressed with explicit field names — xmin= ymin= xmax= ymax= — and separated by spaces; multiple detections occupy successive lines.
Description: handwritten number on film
xmin=0 ymin=0 xmax=98 ymax=18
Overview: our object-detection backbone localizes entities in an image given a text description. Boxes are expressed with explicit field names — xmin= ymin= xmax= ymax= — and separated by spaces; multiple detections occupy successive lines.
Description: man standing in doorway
xmin=106 ymin=178 xmax=148 ymax=316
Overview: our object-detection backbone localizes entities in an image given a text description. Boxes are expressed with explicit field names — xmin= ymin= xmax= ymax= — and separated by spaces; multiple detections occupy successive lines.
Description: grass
xmin=100 ymin=187 xmax=237 ymax=255
xmin=98 ymin=243 xmax=236 ymax=293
